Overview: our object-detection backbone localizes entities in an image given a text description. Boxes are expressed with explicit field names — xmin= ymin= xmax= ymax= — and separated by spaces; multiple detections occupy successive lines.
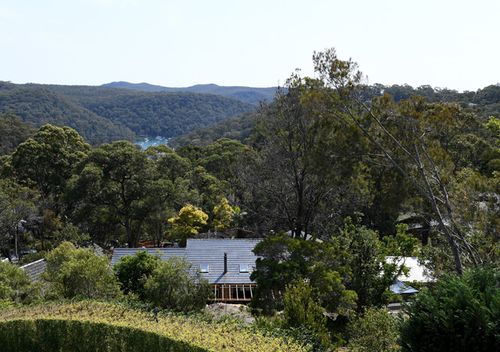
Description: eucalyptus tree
xmin=312 ymin=48 xmax=498 ymax=274
xmin=10 ymin=124 xmax=90 ymax=210
xmin=68 ymin=141 xmax=160 ymax=247
xmin=245 ymin=75 xmax=371 ymax=238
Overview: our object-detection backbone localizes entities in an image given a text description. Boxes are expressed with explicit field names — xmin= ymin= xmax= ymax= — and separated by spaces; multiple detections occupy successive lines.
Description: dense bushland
xmin=400 ymin=267 xmax=500 ymax=352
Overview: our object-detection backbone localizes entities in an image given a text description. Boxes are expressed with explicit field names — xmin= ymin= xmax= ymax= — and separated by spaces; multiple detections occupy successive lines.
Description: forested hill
xmin=169 ymin=112 xmax=258 ymax=148
xmin=102 ymin=81 xmax=278 ymax=105
xmin=0 ymin=81 xmax=254 ymax=144
xmin=0 ymin=114 xmax=35 ymax=155
xmin=361 ymin=84 xmax=500 ymax=118
xmin=0 ymin=82 xmax=135 ymax=144
xmin=170 ymin=83 xmax=500 ymax=148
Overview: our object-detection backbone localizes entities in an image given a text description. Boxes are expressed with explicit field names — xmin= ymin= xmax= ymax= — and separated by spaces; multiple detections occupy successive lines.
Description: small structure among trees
xmin=111 ymin=238 xmax=261 ymax=303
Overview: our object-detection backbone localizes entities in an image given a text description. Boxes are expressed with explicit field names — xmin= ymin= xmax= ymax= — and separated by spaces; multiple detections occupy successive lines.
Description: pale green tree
xmin=167 ymin=204 xmax=208 ymax=246
xmin=212 ymin=197 xmax=236 ymax=231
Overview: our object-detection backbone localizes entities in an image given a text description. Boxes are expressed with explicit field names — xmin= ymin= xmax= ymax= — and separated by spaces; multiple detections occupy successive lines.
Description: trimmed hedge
xmin=0 ymin=319 xmax=206 ymax=352
xmin=0 ymin=301 xmax=308 ymax=351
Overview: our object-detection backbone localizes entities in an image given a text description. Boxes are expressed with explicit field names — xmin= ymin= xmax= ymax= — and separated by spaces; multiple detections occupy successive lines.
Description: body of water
xmin=136 ymin=136 xmax=170 ymax=150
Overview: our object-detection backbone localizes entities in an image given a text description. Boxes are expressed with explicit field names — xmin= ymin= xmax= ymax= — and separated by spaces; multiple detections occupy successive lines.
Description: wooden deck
xmin=211 ymin=284 xmax=256 ymax=302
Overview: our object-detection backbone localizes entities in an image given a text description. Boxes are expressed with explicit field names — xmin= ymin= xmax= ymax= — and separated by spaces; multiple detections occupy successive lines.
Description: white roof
xmin=386 ymin=256 xmax=434 ymax=283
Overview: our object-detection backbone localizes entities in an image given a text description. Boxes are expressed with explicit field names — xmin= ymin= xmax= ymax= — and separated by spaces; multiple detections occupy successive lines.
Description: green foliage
xmin=283 ymin=280 xmax=330 ymax=347
xmin=11 ymin=124 xmax=90 ymax=200
xmin=0 ymin=261 xmax=40 ymax=304
xmin=383 ymin=224 xmax=420 ymax=257
xmin=0 ymin=178 xmax=37 ymax=259
xmin=0 ymin=319 xmax=208 ymax=352
xmin=103 ymin=81 xmax=277 ymax=105
xmin=0 ymin=301 xmax=307 ymax=351
xmin=0 ymin=81 xmax=254 ymax=144
xmin=167 ymin=204 xmax=208 ymax=246
xmin=252 ymin=315 xmax=327 ymax=352
xmin=0 ymin=81 xmax=135 ymax=145
xmin=63 ymin=87 xmax=254 ymax=139
xmin=170 ymin=112 xmax=258 ymax=148
xmin=51 ymin=222 xmax=90 ymax=246
xmin=44 ymin=242 xmax=120 ymax=300
xmin=335 ymin=219 xmax=397 ymax=310
xmin=252 ymin=219 xmax=406 ymax=316
xmin=212 ymin=197 xmax=236 ymax=231
xmin=144 ymin=257 xmax=211 ymax=312
xmin=67 ymin=140 xmax=157 ymax=247
xmin=347 ymin=307 xmax=400 ymax=352
xmin=251 ymin=233 xmax=357 ymax=315
xmin=114 ymin=251 xmax=160 ymax=299
xmin=0 ymin=113 xmax=34 ymax=155
xmin=400 ymin=267 xmax=500 ymax=352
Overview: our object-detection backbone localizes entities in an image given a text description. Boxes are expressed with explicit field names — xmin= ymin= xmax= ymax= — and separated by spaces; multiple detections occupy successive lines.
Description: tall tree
xmin=245 ymin=75 xmax=370 ymax=238
xmin=10 ymin=124 xmax=90 ymax=211
xmin=68 ymin=141 xmax=157 ymax=247
xmin=312 ymin=48 xmax=497 ymax=274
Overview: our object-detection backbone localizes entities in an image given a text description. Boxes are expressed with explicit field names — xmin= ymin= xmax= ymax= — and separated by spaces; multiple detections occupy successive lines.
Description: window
xmin=239 ymin=264 xmax=252 ymax=273
xmin=200 ymin=264 xmax=209 ymax=273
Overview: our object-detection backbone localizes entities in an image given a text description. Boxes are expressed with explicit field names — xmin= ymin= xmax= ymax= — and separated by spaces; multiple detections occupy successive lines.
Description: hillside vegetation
xmin=0 ymin=82 xmax=254 ymax=144
xmin=0 ymin=113 xmax=35 ymax=155
xmin=0 ymin=301 xmax=307 ymax=352
xmin=0 ymin=82 xmax=135 ymax=144
xmin=102 ymin=81 xmax=278 ymax=105
xmin=172 ymin=83 xmax=500 ymax=147
xmin=170 ymin=112 xmax=258 ymax=148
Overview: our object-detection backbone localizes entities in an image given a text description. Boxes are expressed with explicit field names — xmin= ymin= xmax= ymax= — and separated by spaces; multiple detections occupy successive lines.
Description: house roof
xmin=390 ymin=280 xmax=419 ymax=294
xmin=111 ymin=238 xmax=262 ymax=284
xmin=386 ymin=256 xmax=434 ymax=283
xmin=110 ymin=248 xmax=186 ymax=266
xmin=20 ymin=259 xmax=47 ymax=282
xmin=186 ymin=239 xmax=261 ymax=284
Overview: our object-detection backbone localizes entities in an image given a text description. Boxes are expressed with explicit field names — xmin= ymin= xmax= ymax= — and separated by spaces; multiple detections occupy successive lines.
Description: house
xmin=386 ymin=256 xmax=434 ymax=296
xmin=111 ymin=238 xmax=262 ymax=303
xmin=20 ymin=243 xmax=104 ymax=282
xmin=20 ymin=258 xmax=47 ymax=282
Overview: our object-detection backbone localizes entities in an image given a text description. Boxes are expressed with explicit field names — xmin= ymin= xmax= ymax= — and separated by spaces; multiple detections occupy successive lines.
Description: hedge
xmin=0 ymin=319 xmax=206 ymax=352
xmin=0 ymin=301 xmax=308 ymax=351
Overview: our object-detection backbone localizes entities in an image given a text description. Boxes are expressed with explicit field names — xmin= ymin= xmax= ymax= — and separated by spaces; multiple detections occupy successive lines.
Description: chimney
xmin=223 ymin=252 xmax=228 ymax=274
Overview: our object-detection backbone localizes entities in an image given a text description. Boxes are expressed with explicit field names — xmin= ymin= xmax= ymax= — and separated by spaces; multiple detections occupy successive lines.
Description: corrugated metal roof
xmin=386 ymin=256 xmax=434 ymax=282
xmin=20 ymin=259 xmax=47 ymax=282
xmin=111 ymin=239 xmax=261 ymax=284
xmin=110 ymin=248 xmax=186 ymax=266
xmin=186 ymin=239 xmax=261 ymax=284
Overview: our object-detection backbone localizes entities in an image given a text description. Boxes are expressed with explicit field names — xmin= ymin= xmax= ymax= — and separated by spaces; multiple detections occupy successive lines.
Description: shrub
xmin=114 ymin=251 xmax=160 ymax=299
xmin=0 ymin=261 xmax=40 ymax=304
xmin=400 ymin=267 xmax=500 ymax=352
xmin=44 ymin=242 xmax=120 ymax=300
xmin=347 ymin=307 xmax=399 ymax=352
xmin=144 ymin=257 xmax=211 ymax=312
xmin=283 ymin=280 xmax=330 ymax=348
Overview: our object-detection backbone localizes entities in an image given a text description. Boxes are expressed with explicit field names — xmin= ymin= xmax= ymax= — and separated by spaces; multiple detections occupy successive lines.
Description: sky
xmin=0 ymin=0 xmax=499 ymax=91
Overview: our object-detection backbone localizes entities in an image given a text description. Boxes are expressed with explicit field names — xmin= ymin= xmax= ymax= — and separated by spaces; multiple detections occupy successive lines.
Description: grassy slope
xmin=0 ymin=301 xmax=307 ymax=352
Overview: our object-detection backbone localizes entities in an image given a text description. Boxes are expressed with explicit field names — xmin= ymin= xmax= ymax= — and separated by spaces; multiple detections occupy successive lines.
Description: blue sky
xmin=1 ymin=0 xmax=499 ymax=91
